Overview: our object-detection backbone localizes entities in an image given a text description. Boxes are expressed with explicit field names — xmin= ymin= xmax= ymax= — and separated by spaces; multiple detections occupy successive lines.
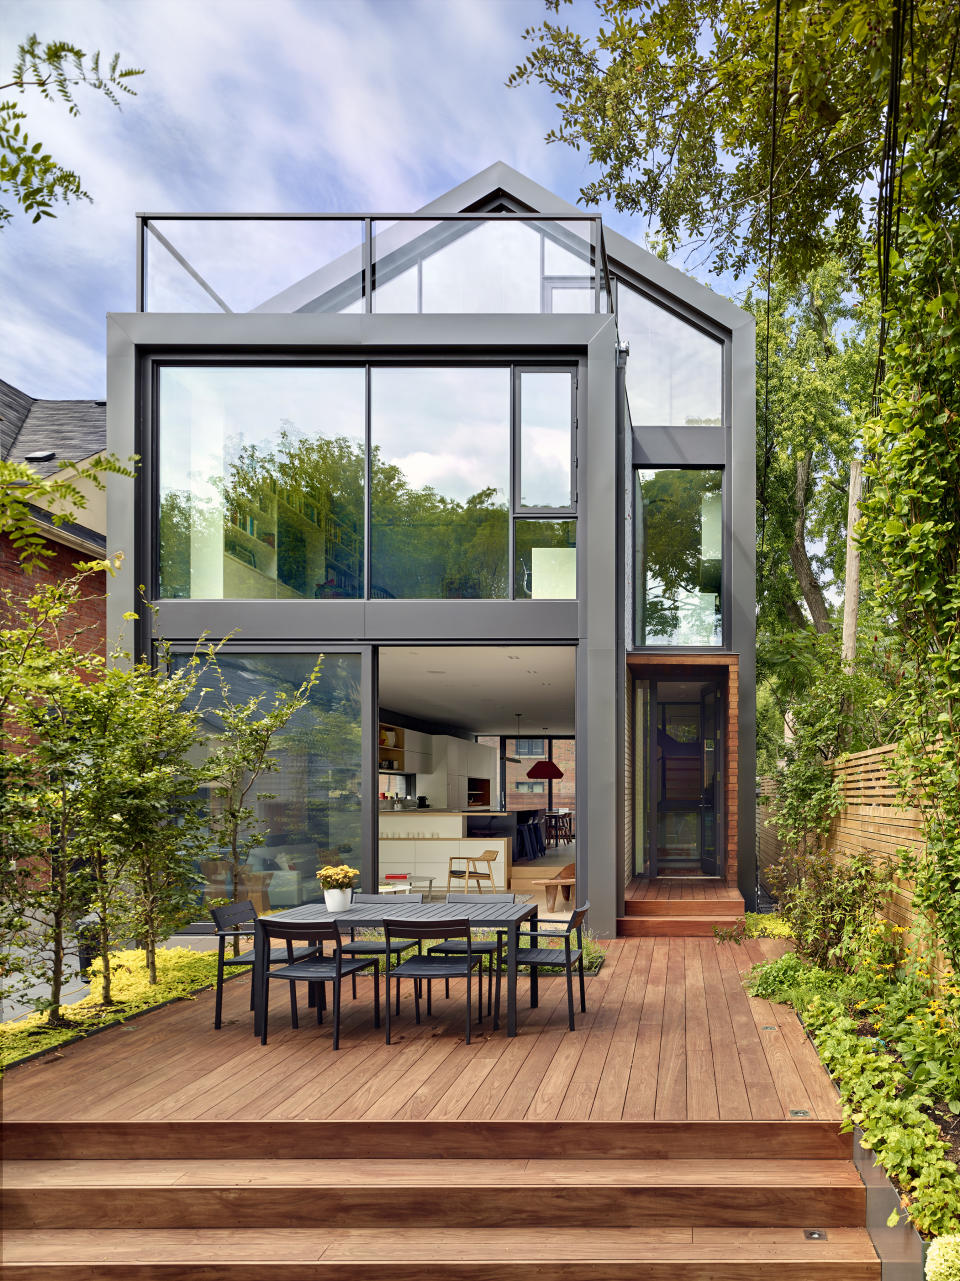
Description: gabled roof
xmin=0 ymin=378 xmax=106 ymax=475
xmin=255 ymin=162 xmax=747 ymax=330
xmin=426 ymin=162 xmax=747 ymax=332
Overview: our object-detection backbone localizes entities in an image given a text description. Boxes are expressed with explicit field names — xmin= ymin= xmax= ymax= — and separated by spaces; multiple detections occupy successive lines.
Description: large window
xmin=618 ymin=284 xmax=723 ymax=427
xmin=370 ymin=367 xmax=510 ymax=598
xmin=157 ymin=362 xmax=577 ymax=601
xmin=178 ymin=651 xmax=362 ymax=908
xmin=158 ymin=366 xmax=365 ymax=599
xmin=635 ymin=469 xmax=723 ymax=646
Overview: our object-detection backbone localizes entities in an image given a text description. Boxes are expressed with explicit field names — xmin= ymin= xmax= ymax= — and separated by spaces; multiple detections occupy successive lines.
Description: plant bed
xmin=748 ymin=950 xmax=960 ymax=1240
xmin=0 ymin=947 xmax=229 ymax=1072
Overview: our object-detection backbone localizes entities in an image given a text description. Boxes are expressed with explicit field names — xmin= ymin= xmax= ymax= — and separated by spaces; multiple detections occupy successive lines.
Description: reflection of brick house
xmin=0 ymin=379 xmax=108 ymax=654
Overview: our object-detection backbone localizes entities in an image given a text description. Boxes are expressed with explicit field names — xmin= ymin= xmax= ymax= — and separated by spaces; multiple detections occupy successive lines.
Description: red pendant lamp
xmin=526 ymin=758 xmax=564 ymax=780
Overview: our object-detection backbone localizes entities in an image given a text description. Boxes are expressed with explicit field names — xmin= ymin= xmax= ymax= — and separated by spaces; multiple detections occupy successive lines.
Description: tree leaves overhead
xmin=0 ymin=34 xmax=143 ymax=228
xmin=509 ymin=0 xmax=957 ymax=282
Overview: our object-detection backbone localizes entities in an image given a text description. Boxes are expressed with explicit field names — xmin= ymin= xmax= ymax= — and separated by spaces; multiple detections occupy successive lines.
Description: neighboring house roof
xmin=0 ymin=378 xmax=106 ymax=476
xmin=0 ymin=377 xmax=108 ymax=556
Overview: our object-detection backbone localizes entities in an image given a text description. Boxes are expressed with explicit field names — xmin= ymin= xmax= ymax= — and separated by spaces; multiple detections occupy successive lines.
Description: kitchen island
xmin=378 ymin=810 xmax=512 ymax=894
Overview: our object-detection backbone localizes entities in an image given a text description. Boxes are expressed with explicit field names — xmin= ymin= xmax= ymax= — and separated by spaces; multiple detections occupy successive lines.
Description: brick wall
xmin=0 ymin=532 xmax=106 ymax=655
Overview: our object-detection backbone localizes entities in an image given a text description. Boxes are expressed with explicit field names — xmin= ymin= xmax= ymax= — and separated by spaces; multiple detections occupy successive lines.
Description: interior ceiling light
xmin=526 ymin=759 xmax=564 ymax=780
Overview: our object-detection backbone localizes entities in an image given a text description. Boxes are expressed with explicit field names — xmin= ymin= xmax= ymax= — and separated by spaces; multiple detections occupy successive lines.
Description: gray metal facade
xmin=106 ymin=163 xmax=757 ymax=936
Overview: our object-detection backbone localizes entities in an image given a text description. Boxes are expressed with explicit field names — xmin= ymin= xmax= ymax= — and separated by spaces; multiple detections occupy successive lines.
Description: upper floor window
xmin=515 ymin=738 xmax=545 ymax=757
xmin=635 ymin=468 xmax=723 ymax=646
xmin=617 ymin=284 xmax=723 ymax=427
xmin=158 ymin=366 xmax=365 ymax=600
xmin=156 ymin=362 xmax=577 ymax=602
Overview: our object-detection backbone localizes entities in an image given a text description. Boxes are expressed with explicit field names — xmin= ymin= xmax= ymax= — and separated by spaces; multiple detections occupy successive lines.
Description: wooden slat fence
xmin=758 ymin=744 xmax=940 ymax=960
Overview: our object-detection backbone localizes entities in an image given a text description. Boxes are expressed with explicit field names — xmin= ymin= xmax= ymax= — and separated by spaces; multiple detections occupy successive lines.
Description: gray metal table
xmin=253 ymin=897 xmax=538 ymax=1038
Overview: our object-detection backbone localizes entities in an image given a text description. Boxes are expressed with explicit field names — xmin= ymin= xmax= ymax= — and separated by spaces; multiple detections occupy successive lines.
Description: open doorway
xmin=376 ymin=645 xmax=576 ymax=904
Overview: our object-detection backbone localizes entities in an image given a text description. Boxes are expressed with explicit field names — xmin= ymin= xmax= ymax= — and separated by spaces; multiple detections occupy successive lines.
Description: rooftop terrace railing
xmin=136 ymin=212 xmax=614 ymax=317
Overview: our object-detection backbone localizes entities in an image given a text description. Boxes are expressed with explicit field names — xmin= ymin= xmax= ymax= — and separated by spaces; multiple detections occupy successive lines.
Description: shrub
xmin=767 ymin=848 xmax=896 ymax=970
xmin=927 ymin=1236 xmax=960 ymax=1281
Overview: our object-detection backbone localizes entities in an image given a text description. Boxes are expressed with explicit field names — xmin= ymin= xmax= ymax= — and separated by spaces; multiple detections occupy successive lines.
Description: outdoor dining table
xmin=252 ymin=897 xmax=538 ymax=1038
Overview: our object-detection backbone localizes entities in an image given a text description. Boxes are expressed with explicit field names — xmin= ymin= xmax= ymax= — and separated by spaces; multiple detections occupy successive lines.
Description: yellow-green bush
xmin=928 ymin=1235 xmax=960 ymax=1281
xmin=1 ymin=947 xmax=224 ymax=1070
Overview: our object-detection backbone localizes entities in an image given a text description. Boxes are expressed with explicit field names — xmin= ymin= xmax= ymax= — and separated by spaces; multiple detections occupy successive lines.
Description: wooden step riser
xmin=3 ymin=1185 xmax=866 ymax=1231
xmin=0 ymin=1263 xmax=882 ymax=1280
xmin=1 ymin=1120 xmax=852 ymax=1161
xmin=624 ymin=900 xmax=744 ymax=917
xmin=618 ymin=917 xmax=745 ymax=937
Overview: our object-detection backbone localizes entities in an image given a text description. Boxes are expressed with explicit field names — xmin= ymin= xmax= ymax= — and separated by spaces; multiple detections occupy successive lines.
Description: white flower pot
xmin=323 ymin=887 xmax=352 ymax=913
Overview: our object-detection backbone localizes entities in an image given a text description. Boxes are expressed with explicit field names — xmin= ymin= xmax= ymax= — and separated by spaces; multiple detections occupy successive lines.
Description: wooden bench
xmin=532 ymin=862 xmax=576 ymax=912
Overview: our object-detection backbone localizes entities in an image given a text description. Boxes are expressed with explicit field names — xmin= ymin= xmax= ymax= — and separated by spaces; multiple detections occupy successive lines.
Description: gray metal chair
xmin=495 ymin=902 xmax=590 ymax=1031
xmin=429 ymin=892 xmax=518 ymax=1014
xmin=339 ymin=891 xmax=424 ymax=1012
xmin=209 ymin=899 xmax=321 ymax=1030
xmin=259 ymin=918 xmax=380 ymax=1051
xmin=384 ymin=918 xmax=484 ymax=1045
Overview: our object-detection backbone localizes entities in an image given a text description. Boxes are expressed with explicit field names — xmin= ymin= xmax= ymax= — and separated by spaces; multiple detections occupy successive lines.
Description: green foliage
xmin=804 ymin=995 xmax=960 ymax=1237
xmin=766 ymin=848 xmax=897 ymax=971
xmin=0 ymin=569 xmax=220 ymax=1013
xmin=760 ymin=628 xmax=901 ymax=849
xmin=747 ymin=950 xmax=850 ymax=1004
xmin=869 ymin=955 xmax=960 ymax=1116
xmin=857 ymin=95 xmax=960 ymax=968
xmin=714 ymin=911 xmax=794 ymax=943
xmin=509 ymin=0 xmax=957 ymax=284
xmin=0 ymin=34 xmax=142 ymax=227
xmin=0 ymin=947 xmax=223 ymax=1070
xmin=927 ymin=1235 xmax=960 ymax=1281
xmin=0 ymin=456 xmax=133 ymax=573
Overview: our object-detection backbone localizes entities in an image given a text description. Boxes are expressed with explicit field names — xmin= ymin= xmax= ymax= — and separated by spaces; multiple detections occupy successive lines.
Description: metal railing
xmin=135 ymin=211 xmax=614 ymax=317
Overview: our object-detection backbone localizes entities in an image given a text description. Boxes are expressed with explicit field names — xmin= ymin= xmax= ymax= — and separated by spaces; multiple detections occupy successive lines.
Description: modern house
xmin=106 ymin=162 xmax=756 ymax=938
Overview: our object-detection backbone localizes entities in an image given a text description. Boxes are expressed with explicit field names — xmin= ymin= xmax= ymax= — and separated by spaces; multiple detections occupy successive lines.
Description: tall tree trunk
xmin=789 ymin=450 xmax=832 ymax=633
xmin=99 ymin=917 xmax=112 ymax=1005
xmin=841 ymin=457 xmax=863 ymax=668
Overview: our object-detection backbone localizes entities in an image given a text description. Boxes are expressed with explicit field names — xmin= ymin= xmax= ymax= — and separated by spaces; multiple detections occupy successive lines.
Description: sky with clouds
xmin=1 ymin=0 xmax=720 ymax=401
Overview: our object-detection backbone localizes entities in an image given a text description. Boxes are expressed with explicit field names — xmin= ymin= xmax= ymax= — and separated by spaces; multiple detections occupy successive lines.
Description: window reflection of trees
xmin=159 ymin=430 xmax=510 ymax=600
xmin=638 ymin=470 xmax=722 ymax=645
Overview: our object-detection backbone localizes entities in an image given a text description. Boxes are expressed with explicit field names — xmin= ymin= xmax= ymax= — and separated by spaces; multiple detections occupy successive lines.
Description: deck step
xmin=0 ymin=1226 xmax=880 ymax=1278
xmin=1 ymin=1120 xmax=853 ymax=1162
xmin=2 ymin=1158 xmax=865 ymax=1229
xmin=624 ymin=898 xmax=745 ymax=917
xmin=618 ymin=915 xmax=744 ymax=937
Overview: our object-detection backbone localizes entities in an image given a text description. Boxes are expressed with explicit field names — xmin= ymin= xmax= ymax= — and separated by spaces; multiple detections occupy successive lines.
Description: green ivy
xmin=858 ymin=102 xmax=960 ymax=967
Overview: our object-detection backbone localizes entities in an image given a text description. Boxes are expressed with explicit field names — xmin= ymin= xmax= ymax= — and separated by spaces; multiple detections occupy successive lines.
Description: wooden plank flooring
xmin=0 ymin=939 xmax=839 ymax=1123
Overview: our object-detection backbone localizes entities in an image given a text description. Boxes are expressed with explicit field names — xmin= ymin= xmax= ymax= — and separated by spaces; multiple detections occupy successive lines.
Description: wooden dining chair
xmin=446 ymin=849 xmax=498 ymax=894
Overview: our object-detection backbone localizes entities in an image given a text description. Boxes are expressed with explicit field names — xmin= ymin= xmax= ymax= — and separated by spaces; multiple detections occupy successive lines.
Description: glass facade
xmin=178 ymin=651 xmax=362 ymax=908
xmin=372 ymin=219 xmax=597 ymax=315
xmin=635 ymin=469 xmax=722 ymax=645
xmin=618 ymin=284 xmax=723 ymax=427
xmin=370 ymin=367 xmax=510 ymax=598
xmin=519 ymin=371 xmax=574 ymax=509
xmin=515 ymin=518 xmax=576 ymax=600
xmin=158 ymin=366 xmax=365 ymax=600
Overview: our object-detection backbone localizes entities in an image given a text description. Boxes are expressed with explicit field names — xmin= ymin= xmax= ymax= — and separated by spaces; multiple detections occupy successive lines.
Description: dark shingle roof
xmin=0 ymin=377 xmax=106 ymax=476
xmin=0 ymin=378 xmax=34 ymax=460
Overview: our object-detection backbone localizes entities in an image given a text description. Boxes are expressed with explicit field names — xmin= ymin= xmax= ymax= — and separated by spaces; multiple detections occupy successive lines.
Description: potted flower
xmin=316 ymin=863 xmax=357 ymax=912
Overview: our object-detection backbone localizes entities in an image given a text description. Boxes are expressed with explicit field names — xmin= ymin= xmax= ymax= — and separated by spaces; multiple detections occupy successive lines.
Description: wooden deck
xmin=626 ymin=877 xmax=745 ymax=901
xmin=1 ymin=938 xmax=838 ymax=1123
xmin=2 ymin=938 xmax=879 ymax=1278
